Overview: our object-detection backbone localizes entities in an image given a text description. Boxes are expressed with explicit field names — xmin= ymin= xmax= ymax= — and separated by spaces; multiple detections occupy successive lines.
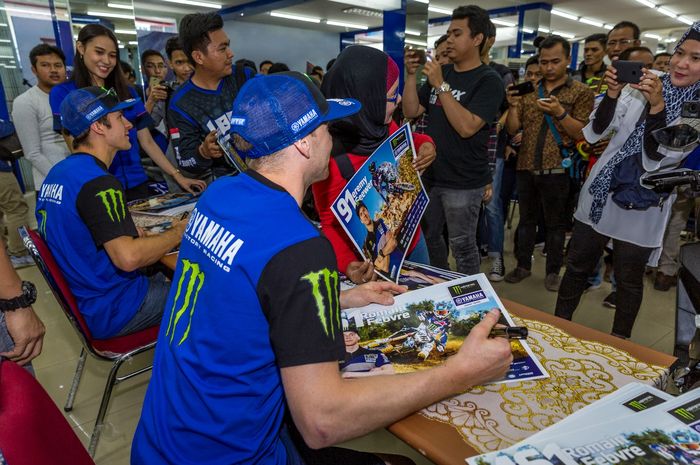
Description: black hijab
xmin=321 ymin=45 xmax=391 ymax=156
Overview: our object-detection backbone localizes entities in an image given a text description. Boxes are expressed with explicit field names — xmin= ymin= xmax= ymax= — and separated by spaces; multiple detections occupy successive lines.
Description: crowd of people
xmin=0 ymin=4 xmax=699 ymax=464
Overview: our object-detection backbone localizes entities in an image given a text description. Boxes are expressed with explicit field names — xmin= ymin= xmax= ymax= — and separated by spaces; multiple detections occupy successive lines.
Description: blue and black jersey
xmin=340 ymin=347 xmax=391 ymax=373
xmin=167 ymin=70 xmax=253 ymax=180
xmin=50 ymin=82 xmax=153 ymax=193
xmin=35 ymin=153 xmax=147 ymax=339
xmin=132 ymin=171 xmax=345 ymax=465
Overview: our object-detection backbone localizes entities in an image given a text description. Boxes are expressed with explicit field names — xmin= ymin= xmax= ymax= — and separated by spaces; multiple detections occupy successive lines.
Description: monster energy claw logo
xmin=166 ymin=259 xmax=205 ymax=345
xmin=37 ymin=209 xmax=47 ymax=236
xmin=675 ymin=408 xmax=695 ymax=421
xmin=628 ymin=401 xmax=646 ymax=410
xmin=301 ymin=269 xmax=340 ymax=339
xmin=95 ymin=188 xmax=126 ymax=222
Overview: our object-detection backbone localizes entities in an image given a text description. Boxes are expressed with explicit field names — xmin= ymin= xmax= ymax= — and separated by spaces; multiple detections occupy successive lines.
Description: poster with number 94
xmin=331 ymin=124 xmax=429 ymax=283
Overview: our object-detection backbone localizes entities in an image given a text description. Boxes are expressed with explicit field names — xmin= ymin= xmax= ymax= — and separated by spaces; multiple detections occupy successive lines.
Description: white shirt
xmin=576 ymin=83 xmax=698 ymax=264
xmin=11 ymin=85 xmax=70 ymax=187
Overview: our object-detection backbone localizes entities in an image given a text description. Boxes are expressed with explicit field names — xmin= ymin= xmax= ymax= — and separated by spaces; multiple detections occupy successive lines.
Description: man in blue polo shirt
xmin=132 ymin=72 xmax=513 ymax=465
xmin=36 ymin=87 xmax=186 ymax=339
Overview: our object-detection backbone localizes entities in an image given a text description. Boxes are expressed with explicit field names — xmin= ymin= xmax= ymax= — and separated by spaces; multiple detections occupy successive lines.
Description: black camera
xmin=682 ymin=100 xmax=700 ymax=119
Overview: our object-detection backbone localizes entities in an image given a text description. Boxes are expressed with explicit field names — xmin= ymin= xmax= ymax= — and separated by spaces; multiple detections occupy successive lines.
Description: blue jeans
xmin=423 ymin=185 xmax=484 ymax=275
xmin=0 ymin=312 xmax=35 ymax=374
xmin=588 ymin=257 xmax=604 ymax=287
xmin=484 ymin=158 xmax=504 ymax=257
xmin=116 ymin=273 xmax=170 ymax=336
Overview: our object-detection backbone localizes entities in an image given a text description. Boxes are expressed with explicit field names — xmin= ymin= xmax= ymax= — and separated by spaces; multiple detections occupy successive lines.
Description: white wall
xmin=223 ymin=20 xmax=340 ymax=73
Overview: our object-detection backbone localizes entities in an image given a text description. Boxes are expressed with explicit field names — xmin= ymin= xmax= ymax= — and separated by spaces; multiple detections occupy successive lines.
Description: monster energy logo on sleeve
xmin=166 ymin=259 xmax=205 ymax=346
xmin=37 ymin=209 xmax=47 ymax=237
xmin=301 ymin=269 xmax=340 ymax=340
xmin=95 ymin=188 xmax=126 ymax=222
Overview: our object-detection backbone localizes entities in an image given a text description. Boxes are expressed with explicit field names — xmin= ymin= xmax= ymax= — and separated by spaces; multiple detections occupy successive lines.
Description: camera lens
xmin=688 ymin=102 xmax=699 ymax=114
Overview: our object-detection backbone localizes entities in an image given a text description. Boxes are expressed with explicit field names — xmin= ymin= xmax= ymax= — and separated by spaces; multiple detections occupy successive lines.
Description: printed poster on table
xmin=466 ymin=387 xmax=700 ymax=465
xmin=341 ymin=273 xmax=548 ymax=384
xmin=331 ymin=123 xmax=429 ymax=283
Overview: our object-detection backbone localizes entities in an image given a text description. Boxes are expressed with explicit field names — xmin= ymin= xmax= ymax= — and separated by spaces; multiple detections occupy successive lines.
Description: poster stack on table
xmin=341 ymin=268 xmax=549 ymax=384
xmin=331 ymin=123 xmax=429 ymax=282
xmin=128 ymin=192 xmax=199 ymax=235
xmin=466 ymin=383 xmax=700 ymax=465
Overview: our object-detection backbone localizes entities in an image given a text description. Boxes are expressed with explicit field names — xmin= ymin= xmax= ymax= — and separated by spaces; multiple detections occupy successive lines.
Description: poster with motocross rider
xmin=341 ymin=273 xmax=548 ymax=384
xmin=331 ymin=123 xmax=429 ymax=283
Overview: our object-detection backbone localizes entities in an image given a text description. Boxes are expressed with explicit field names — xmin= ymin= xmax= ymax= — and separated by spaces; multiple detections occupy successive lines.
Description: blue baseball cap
xmin=230 ymin=71 xmax=361 ymax=159
xmin=60 ymin=87 xmax=138 ymax=137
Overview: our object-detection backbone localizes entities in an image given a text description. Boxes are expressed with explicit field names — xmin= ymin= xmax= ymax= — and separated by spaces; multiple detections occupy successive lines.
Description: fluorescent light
xmin=160 ymin=0 xmax=221 ymax=9
xmin=326 ymin=20 xmax=368 ymax=29
xmin=73 ymin=34 xmax=78 ymax=40
xmin=603 ymin=24 xmax=614 ymax=30
xmin=665 ymin=37 xmax=677 ymax=43
xmin=678 ymin=16 xmax=695 ymax=25
xmin=0 ymin=23 xmax=6 ymax=27
xmin=635 ymin=0 xmax=656 ymax=7
xmin=86 ymin=10 xmax=134 ymax=19
xmin=522 ymin=27 xmax=534 ymax=33
xmin=128 ymin=40 xmax=138 ymax=45
xmin=406 ymin=29 xmax=421 ymax=36
xmin=0 ymin=55 xmax=14 ymax=59
xmin=491 ymin=18 xmax=516 ymax=27
xmin=269 ymin=11 xmax=320 ymax=23
xmin=107 ymin=2 xmax=132 ymax=10
xmin=539 ymin=27 xmax=550 ymax=33
xmin=551 ymin=9 xmax=578 ymax=21
xmin=428 ymin=5 xmax=452 ymax=15
xmin=5 ymin=7 xmax=51 ymax=17
xmin=657 ymin=7 xmax=678 ymax=18
xmin=579 ymin=18 xmax=603 ymax=27
xmin=405 ymin=38 xmax=428 ymax=47
xmin=644 ymin=33 xmax=662 ymax=40
xmin=553 ymin=30 xmax=575 ymax=39
xmin=415 ymin=0 xmax=429 ymax=3
xmin=115 ymin=29 xmax=137 ymax=35
xmin=0 ymin=39 xmax=9 ymax=43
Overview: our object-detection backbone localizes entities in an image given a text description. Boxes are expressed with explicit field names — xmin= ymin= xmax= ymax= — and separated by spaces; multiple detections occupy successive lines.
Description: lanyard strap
xmin=538 ymin=82 xmax=569 ymax=156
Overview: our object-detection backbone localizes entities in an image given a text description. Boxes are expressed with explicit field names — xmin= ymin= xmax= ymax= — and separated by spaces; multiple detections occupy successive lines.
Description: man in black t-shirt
xmin=403 ymin=5 xmax=504 ymax=275
xmin=168 ymin=12 xmax=254 ymax=181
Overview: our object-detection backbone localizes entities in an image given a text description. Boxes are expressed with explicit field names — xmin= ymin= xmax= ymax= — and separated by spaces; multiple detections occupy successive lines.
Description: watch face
xmin=22 ymin=281 xmax=37 ymax=305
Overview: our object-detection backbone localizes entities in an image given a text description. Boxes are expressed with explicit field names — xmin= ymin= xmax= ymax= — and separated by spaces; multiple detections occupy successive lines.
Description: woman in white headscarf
xmin=555 ymin=21 xmax=700 ymax=339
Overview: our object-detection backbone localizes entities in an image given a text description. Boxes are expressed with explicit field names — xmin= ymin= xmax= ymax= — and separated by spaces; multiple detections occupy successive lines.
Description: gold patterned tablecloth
xmin=419 ymin=316 xmax=670 ymax=454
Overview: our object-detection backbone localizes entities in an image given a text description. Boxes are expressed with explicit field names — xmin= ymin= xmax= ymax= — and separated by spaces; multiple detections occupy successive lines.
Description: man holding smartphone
xmin=403 ymin=5 xmax=504 ymax=276
xmin=504 ymin=36 xmax=594 ymax=291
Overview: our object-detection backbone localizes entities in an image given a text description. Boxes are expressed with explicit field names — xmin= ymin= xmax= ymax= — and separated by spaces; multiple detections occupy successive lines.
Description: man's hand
xmin=148 ymin=85 xmax=168 ymax=102
xmin=604 ymin=66 xmax=625 ymax=99
xmin=535 ymin=95 xmax=565 ymax=117
xmin=1 ymin=308 xmax=45 ymax=366
xmin=404 ymin=49 xmax=421 ymax=76
xmin=173 ymin=173 xmax=207 ymax=194
xmin=505 ymin=84 xmax=522 ymax=108
xmin=346 ymin=260 xmax=377 ymax=284
xmin=340 ymin=281 xmax=408 ymax=309
xmin=199 ymin=131 xmax=224 ymax=159
xmin=423 ymin=60 xmax=445 ymax=89
xmin=444 ymin=309 xmax=513 ymax=389
xmin=413 ymin=142 xmax=436 ymax=172
xmin=482 ymin=184 xmax=493 ymax=204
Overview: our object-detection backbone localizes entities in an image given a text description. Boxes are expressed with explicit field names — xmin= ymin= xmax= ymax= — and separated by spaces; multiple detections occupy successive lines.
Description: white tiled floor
xmin=16 ymin=195 xmax=678 ymax=464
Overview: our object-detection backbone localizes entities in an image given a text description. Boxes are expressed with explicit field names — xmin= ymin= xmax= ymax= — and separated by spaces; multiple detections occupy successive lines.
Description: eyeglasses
xmin=387 ymin=88 xmax=401 ymax=103
xmin=81 ymin=87 xmax=117 ymax=111
xmin=606 ymin=39 xmax=635 ymax=47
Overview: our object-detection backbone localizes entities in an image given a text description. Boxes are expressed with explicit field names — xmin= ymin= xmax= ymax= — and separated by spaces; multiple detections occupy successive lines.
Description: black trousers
xmin=515 ymin=171 xmax=570 ymax=275
xmin=555 ymin=220 xmax=653 ymax=338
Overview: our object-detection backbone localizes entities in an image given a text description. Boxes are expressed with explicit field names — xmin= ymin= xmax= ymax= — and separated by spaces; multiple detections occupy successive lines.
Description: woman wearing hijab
xmin=555 ymin=22 xmax=700 ymax=339
xmin=312 ymin=45 xmax=437 ymax=284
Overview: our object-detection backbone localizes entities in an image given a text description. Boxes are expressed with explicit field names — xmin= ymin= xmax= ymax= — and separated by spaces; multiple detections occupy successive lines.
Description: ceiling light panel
xmin=270 ymin=11 xmax=321 ymax=23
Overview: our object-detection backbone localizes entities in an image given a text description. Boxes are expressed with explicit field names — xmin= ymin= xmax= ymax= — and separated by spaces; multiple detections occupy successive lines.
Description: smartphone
xmin=510 ymin=81 xmax=535 ymax=96
xmin=538 ymin=98 xmax=552 ymax=103
xmin=149 ymin=76 xmax=162 ymax=89
xmin=405 ymin=47 xmax=427 ymax=65
xmin=613 ymin=60 xmax=643 ymax=84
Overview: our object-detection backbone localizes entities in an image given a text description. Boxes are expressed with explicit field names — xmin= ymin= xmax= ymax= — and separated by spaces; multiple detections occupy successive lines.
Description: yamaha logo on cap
xmin=85 ymin=105 xmax=105 ymax=121
xmin=231 ymin=117 xmax=246 ymax=126
xmin=291 ymin=109 xmax=318 ymax=133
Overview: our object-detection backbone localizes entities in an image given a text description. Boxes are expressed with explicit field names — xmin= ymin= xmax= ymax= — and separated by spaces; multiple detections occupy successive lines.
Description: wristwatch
xmin=435 ymin=81 xmax=451 ymax=95
xmin=0 ymin=281 xmax=37 ymax=312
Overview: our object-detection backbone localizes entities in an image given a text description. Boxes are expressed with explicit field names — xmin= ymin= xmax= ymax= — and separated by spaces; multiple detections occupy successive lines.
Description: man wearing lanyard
xmin=505 ymin=36 xmax=594 ymax=292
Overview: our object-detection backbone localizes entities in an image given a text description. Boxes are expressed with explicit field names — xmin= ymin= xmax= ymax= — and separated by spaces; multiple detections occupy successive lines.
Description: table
xmin=387 ymin=299 xmax=675 ymax=465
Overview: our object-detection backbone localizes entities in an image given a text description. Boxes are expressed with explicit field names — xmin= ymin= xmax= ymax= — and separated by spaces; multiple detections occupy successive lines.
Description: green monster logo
xmin=95 ymin=188 xmax=126 ymax=222
xmin=301 ymin=269 xmax=340 ymax=339
xmin=674 ymin=408 xmax=695 ymax=421
xmin=628 ymin=401 xmax=647 ymax=411
xmin=37 ymin=209 xmax=47 ymax=237
xmin=166 ymin=259 xmax=205 ymax=345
